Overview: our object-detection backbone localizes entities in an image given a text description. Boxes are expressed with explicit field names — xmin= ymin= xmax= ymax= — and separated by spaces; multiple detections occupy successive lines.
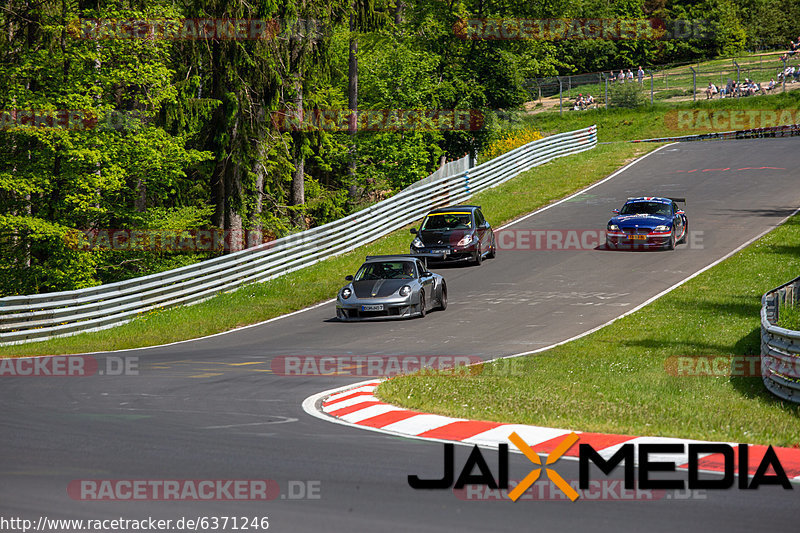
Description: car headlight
xmin=457 ymin=234 xmax=475 ymax=246
xmin=653 ymin=225 xmax=670 ymax=232
xmin=607 ymin=224 xmax=619 ymax=231
xmin=411 ymin=237 xmax=424 ymax=248
xmin=399 ymin=285 xmax=411 ymax=297
xmin=341 ymin=287 xmax=352 ymax=299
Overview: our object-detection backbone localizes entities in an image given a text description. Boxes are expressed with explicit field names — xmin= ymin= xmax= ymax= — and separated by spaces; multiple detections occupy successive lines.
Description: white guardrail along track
xmin=0 ymin=125 xmax=597 ymax=345
xmin=761 ymin=276 xmax=800 ymax=404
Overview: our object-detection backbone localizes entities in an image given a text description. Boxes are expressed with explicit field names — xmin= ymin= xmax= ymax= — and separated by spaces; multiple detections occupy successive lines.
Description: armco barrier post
xmin=690 ymin=67 xmax=696 ymax=101
xmin=783 ymin=57 xmax=787 ymax=93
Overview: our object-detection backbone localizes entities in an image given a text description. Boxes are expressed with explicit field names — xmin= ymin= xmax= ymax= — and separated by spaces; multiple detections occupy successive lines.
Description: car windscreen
xmin=420 ymin=212 xmax=472 ymax=231
xmin=620 ymin=202 xmax=671 ymax=216
xmin=354 ymin=261 xmax=416 ymax=281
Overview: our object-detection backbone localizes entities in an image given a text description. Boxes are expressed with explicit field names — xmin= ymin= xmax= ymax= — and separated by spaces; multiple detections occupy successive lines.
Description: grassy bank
xmin=0 ymin=142 xmax=655 ymax=357
xmin=378 ymin=216 xmax=800 ymax=446
xmin=523 ymin=88 xmax=800 ymax=142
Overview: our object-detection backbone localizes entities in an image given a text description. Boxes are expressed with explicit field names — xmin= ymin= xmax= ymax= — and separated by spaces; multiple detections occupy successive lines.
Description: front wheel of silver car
xmin=418 ymin=291 xmax=427 ymax=318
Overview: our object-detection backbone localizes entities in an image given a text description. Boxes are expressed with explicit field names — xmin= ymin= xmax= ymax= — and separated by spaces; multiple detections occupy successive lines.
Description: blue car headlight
xmin=607 ymin=224 xmax=619 ymax=231
xmin=653 ymin=225 xmax=670 ymax=232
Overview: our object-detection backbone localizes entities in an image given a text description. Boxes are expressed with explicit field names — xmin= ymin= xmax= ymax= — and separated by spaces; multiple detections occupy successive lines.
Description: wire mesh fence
xmin=524 ymin=52 xmax=798 ymax=114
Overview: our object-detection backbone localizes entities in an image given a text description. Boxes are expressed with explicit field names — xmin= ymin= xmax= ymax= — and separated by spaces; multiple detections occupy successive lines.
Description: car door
xmin=671 ymin=202 xmax=684 ymax=236
xmin=416 ymin=260 xmax=434 ymax=307
xmin=474 ymin=209 xmax=489 ymax=252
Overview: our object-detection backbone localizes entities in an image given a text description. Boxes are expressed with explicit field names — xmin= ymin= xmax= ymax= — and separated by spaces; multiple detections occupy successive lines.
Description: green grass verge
xmin=377 ymin=217 xmax=800 ymax=446
xmin=525 ymin=90 xmax=800 ymax=142
xmin=778 ymin=303 xmax=800 ymax=331
xmin=0 ymin=142 xmax=656 ymax=357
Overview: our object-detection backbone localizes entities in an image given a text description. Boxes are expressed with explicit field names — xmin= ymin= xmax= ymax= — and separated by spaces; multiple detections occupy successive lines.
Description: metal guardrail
xmin=760 ymin=276 xmax=800 ymax=403
xmin=0 ymin=125 xmax=597 ymax=345
xmin=629 ymin=123 xmax=800 ymax=143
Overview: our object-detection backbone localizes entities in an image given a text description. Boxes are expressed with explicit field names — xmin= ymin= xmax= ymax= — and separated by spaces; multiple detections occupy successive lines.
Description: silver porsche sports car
xmin=336 ymin=255 xmax=447 ymax=320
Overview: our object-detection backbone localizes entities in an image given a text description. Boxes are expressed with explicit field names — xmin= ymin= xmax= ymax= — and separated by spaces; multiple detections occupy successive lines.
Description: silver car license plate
xmin=361 ymin=304 xmax=384 ymax=311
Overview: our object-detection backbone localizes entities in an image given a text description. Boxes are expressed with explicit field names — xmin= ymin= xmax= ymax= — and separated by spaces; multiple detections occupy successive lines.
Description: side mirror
xmin=612 ymin=208 xmax=620 ymax=214
xmin=345 ymin=275 xmax=353 ymax=281
xmin=410 ymin=228 xmax=418 ymax=234
xmin=422 ymin=271 xmax=432 ymax=278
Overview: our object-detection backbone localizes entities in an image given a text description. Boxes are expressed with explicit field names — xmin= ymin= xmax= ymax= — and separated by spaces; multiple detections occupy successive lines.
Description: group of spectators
xmin=572 ymin=93 xmax=595 ymax=110
xmin=609 ymin=66 xmax=645 ymax=84
xmin=789 ymin=35 xmax=800 ymax=54
xmin=777 ymin=64 xmax=800 ymax=83
xmin=776 ymin=37 xmax=800 ymax=84
xmin=704 ymin=78 xmax=774 ymax=99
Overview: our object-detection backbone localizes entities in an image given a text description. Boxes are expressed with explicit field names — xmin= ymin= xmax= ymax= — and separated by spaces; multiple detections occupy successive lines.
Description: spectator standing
xmin=626 ymin=69 xmax=634 ymax=81
xmin=618 ymin=69 xmax=625 ymax=83
xmin=637 ymin=65 xmax=644 ymax=84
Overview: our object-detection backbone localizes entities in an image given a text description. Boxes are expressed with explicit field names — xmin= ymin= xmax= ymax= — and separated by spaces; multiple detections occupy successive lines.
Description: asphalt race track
xmin=2 ymin=138 xmax=800 ymax=532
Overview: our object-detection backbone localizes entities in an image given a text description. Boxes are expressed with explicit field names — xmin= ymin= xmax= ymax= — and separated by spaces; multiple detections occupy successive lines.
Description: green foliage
xmin=0 ymin=0 xmax=793 ymax=295
xmin=0 ymin=216 xmax=98 ymax=295
xmin=608 ymin=82 xmax=646 ymax=108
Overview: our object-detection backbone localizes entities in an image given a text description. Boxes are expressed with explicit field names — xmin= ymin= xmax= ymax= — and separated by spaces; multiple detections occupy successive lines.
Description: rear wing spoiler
xmin=409 ymin=253 xmax=447 ymax=268
xmin=626 ymin=197 xmax=686 ymax=203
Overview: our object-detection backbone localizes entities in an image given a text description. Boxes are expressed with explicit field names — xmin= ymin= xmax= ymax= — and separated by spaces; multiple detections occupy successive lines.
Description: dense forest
xmin=1 ymin=0 xmax=798 ymax=295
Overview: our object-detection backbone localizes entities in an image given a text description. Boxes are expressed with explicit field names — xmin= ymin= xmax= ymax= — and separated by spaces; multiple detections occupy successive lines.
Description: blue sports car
xmin=606 ymin=197 xmax=687 ymax=250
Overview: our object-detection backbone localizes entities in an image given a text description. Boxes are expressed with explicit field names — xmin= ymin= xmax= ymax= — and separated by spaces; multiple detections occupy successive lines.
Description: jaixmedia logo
xmin=408 ymin=433 xmax=793 ymax=501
